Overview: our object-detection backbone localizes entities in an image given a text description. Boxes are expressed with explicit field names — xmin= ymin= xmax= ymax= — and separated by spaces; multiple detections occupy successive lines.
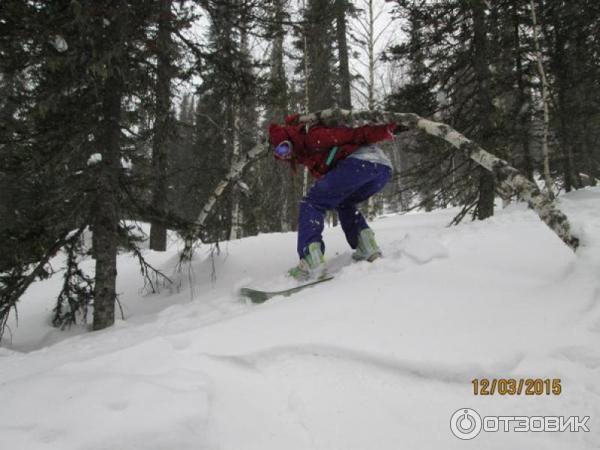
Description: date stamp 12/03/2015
xmin=472 ymin=378 xmax=562 ymax=396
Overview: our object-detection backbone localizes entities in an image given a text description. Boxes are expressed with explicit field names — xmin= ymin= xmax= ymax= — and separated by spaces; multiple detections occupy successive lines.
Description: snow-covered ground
xmin=1 ymin=188 xmax=599 ymax=450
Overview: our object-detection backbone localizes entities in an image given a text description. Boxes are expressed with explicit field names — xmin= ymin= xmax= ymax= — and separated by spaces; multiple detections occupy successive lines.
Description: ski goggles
xmin=273 ymin=140 xmax=293 ymax=160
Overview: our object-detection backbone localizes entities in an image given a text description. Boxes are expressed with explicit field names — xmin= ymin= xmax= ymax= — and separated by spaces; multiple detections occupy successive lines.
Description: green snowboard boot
xmin=352 ymin=228 xmax=382 ymax=262
xmin=288 ymin=242 xmax=327 ymax=281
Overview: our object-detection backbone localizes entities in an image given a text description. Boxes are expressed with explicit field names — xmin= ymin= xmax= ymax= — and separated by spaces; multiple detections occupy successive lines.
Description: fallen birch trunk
xmin=296 ymin=108 xmax=579 ymax=251
xmin=180 ymin=138 xmax=269 ymax=261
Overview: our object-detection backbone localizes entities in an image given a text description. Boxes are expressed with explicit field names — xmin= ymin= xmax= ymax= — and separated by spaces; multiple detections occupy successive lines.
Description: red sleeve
xmin=305 ymin=124 xmax=396 ymax=149
xmin=305 ymin=126 xmax=356 ymax=149
xmin=352 ymin=124 xmax=397 ymax=144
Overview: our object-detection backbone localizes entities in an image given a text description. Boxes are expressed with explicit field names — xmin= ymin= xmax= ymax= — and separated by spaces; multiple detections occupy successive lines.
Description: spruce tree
xmin=0 ymin=0 xmax=174 ymax=335
xmin=387 ymin=0 xmax=511 ymax=219
xmin=304 ymin=0 xmax=337 ymax=112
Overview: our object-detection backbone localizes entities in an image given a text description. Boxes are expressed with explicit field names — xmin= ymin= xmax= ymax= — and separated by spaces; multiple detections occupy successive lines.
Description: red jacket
xmin=269 ymin=115 xmax=396 ymax=178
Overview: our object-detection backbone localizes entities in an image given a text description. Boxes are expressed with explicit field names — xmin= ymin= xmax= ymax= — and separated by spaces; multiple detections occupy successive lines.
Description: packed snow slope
xmin=1 ymin=188 xmax=600 ymax=450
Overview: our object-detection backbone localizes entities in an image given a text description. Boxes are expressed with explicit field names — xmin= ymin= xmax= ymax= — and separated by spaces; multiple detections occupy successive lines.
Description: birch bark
xmin=297 ymin=108 xmax=579 ymax=250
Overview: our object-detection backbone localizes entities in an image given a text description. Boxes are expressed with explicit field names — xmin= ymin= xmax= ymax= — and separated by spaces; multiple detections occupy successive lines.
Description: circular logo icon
xmin=450 ymin=408 xmax=482 ymax=440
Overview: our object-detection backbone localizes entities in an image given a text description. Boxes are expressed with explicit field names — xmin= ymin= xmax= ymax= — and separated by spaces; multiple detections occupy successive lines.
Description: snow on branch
xmin=297 ymin=108 xmax=580 ymax=251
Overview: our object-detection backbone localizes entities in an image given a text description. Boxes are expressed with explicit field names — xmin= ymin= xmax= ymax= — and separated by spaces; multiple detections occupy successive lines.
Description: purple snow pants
xmin=297 ymin=157 xmax=392 ymax=259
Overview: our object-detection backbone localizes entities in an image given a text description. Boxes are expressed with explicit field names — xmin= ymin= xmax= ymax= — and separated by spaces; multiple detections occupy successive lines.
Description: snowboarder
xmin=268 ymin=113 xmax=397 ymax=280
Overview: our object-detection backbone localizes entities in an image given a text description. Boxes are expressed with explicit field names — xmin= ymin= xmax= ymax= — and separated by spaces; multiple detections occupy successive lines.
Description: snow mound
xmin=391 ymin=232 xmax=448 ymax=264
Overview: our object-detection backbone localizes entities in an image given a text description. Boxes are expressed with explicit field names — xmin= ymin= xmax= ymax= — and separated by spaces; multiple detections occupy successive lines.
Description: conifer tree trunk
xmin=335 ymin=0 xmax=352 ymax=109
xmin=92 ymin=8 xmax=125 ymax=330
xmin=512 ymin=2 xmax=534 ymax=181
xmin=305 ymin=0 xmax=336 ymax=112
xmin=268 ymin=0 xmax=288 ymax=122
xmin=470 ymin=0 xmax=495 ymax=220
xmin=550 ymin=3 xmax=579 ymax=192
xmin=149 ymin=0 xmax=173 ymax=251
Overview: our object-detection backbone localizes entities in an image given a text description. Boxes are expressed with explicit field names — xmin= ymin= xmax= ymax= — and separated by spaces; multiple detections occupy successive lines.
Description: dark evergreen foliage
xmin=385 ymin=0 xmax=599 ymax=220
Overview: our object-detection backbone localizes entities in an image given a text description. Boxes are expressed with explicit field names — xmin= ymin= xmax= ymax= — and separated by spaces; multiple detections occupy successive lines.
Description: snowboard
xmin=239 ymin=275 xmax=335 ymax=304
